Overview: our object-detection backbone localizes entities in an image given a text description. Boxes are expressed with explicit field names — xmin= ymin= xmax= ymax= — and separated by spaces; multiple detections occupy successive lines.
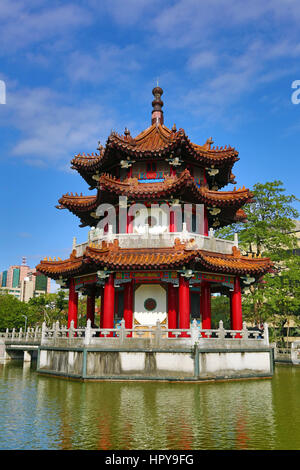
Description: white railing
xmin=74 ymin=225 xmax=237 ymax=257
xmin=40 ymin=319 xmax=269 ymax=348
xmin=291 ymin=341 xmax=300 ymax=364
xmin=2 ymin=326 xmax=42 ymax=343
xmin=1 ymin=320 xmax=269 ymax=348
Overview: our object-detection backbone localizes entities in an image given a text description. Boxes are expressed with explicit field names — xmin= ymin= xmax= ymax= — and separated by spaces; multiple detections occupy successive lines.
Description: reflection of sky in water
xmin=1 ymin=362 xmax=300 ymax=450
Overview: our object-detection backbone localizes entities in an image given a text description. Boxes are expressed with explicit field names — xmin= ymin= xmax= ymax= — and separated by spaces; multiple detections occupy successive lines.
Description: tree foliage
xmin=216 ymin=180 xmax=300 ymax=344
xmin=0 ymin=290 xmax=68 ymax=331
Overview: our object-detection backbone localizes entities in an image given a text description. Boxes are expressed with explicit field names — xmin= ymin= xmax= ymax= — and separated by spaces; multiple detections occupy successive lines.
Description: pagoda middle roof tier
xmin=57 ymin=169 xmax=252 ymax=227
xmin=36 ymin=240 xmax=273 ymax=281
xmin=71 ymin=124 xmax=239 ymax=188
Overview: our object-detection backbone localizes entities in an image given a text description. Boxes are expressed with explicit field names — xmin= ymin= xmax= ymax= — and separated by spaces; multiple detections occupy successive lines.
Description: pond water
xmin=0 ymin=361 xmax=300 ymax=450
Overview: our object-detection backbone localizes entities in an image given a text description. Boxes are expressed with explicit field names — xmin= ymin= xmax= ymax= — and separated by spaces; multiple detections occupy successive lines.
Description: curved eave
xmin=57 ymin=172 xmax=252 ymax=228
xmin=193 ymin=250 xmax=273 ymax=277
xmin=69 ymin=125 xmax=239 ymax=189
xmin=56 ymin=193 xmax=99 ymax=226
xmin=98 ymin=170 xmax=253 ymax=208
xmin=36 ymin=244 xmax=272 ymax=281
xmin=36 ymin=253 xmax=85 ymax=280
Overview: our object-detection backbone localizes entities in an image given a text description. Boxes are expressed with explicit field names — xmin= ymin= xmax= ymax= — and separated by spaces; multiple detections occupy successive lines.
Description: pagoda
xmin=36 ymin=87 xmax=272 ymax=335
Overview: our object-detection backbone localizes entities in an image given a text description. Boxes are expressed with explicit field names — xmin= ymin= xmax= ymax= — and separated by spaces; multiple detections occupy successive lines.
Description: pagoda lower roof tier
xmin=36 ymin=241 xmax=273 ymax=281
xmin=71 ymin=124 xmax=238 ymax=189
xmin=57 ymin=169 xmax=252 ymax=227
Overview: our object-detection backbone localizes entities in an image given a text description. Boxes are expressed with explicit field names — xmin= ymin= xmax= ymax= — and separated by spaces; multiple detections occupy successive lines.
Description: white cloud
xmin=187 ymin=51 xmax=217 ymax=71
xmin=66 ymin=44 xmax=141 ymax=83
xmin=3 ymin=86 xmax=116 ymax=166
xmin=0 ymin=1 xmax=91 ymax=54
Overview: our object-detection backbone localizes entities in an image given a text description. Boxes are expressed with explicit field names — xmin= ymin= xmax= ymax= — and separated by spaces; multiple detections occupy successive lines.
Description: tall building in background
xmin=0 ymin=257 xmax=51 ymax=302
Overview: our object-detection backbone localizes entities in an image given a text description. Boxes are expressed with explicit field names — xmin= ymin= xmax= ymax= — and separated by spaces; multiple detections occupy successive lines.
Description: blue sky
xmin=1 ymin=0 xmax=300 ymax=288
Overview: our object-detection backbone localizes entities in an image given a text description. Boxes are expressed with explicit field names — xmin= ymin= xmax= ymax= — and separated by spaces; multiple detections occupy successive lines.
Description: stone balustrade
xmin=2 ymin=326 xmax=42 ymax=343
xmin=1 ymin=320 xmax=269 ymax=350
xmin=39 ymin=319 xmax=269 ymax=349
xmin=74 ymin=226 xmax=237 ymax=257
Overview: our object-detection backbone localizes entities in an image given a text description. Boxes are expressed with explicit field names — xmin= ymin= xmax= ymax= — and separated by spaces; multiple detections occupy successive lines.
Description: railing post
xmin=19 ymin=328 xmax=22 ymax=340
xmin=242 ymin=321 xmax=248 ymax=340
xmin=84 ymin=319 xmax=92 ymax=346
xmin=34 ymin=326 xmax=39 ymax=341
xmin=191 ymin=319 xmax=199 ymax=344
xmin=56 ymin=321 xmax=60 ymax=337
xmin=119 ymin=319 xmax=126 ymax=343
xmin=155 ymin=320 xmax=161 ymax=345
xmin=218 ymin=320 xmax=225 ymax=340
xmin=263 ymin=323 xmax=269 ymax=346
xmin=12 ymin=328 xmax=15 ymax=340
xmin=5 ymin=328 xmax=8 ymax=340
xmin=41 ymin=322 xmax=47 ymax=343
xmin=69 ymin=320 xmax=75 ymax=339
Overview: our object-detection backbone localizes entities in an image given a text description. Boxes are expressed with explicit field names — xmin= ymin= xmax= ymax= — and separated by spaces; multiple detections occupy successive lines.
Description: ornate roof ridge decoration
xmin=70 ymin=123 xmax=238 ymax=172
xmin=56 ymin=170 xmax=253 ymax=227
xmin=57 ymin=192 xmax=98 ymax=211
xmin=37 ymin=238 xmax=273 ymax=279
xmin=97 ymin=169 xmax=253 ymax=206
xmin=106 ymin=123 xmax=238 ymax=159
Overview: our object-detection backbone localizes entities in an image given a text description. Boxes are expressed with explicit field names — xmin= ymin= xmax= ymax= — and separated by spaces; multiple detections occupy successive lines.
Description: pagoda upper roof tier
xmin=36 ymin=240 xmax=273 ymax=281
xmin=71 ymin=123 xmax=238 ymax=189
xmin=57 ymin=169 xmax=252 ymax=227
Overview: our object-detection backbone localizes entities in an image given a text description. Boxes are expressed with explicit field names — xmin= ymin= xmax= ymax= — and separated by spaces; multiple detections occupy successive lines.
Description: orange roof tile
xmin=36 ymin=241 xmax=272 ymax=280
xmin=57 ymin=170 xmax=253 ymax=228
xmin=71 ymin=124 xmax=238 ymax=188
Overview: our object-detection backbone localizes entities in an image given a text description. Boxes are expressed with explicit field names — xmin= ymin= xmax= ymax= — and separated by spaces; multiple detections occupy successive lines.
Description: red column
xmin=179 ymin=275 xmax=190 ymax=336
xmin=86 ymin=289 xmax=95 ymax=325
xmin=124 ymin=280 xmax=134 ymax=337
xmin=102 ymin=274 xmax=115 ymax=336
xmin=229 ymin=291 xmax=233 ymax=329
xmin=168 ymin=283 xmax=178 ymax=337
xmin=68 ymin=278 xmax=78 ymax=329
xmin=231 ymin=277 xmax=243 ymax=332
xmin=201 ymin=282 xmax=211 ymax=336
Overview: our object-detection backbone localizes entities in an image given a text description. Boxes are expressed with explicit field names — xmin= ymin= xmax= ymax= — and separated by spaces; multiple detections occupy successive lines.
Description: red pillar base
xmin=102 ymin=274 xmax=115 ymax=337
xmin=200 ymin=281 xmax=211 ymax=338
xmin=68 ymin=278 xmax=78 ymax=335
xmin=179 ymin=276 xmax=190 ymax=337
xmin=124 ymin=280 xmax=133 ymax=337
xmin=168 ymin=283 xmax=178 ymax=337
xmin=68 ymin=278 xmax=78 ymax=328
xmin=231 ymin=277 xmax=243 ymax=338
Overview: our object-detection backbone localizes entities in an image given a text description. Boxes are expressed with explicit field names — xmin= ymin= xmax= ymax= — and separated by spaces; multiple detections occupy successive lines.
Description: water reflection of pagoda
xmin=37 ymin=87 xmax=272 ymax=334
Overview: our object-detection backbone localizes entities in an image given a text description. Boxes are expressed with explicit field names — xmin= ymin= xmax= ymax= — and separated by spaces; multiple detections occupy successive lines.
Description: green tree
xmin=0 ymin=294 xmax=31 ymax=330
xmin=211 ymin=294 xmax=231 ymax=329
xmin=216 ymin=180 xmax=300 ymax=342
xmin=216 ymin=180 xmax=299 ymax=258
xmin=27 ymin=291 xmax=68 ymax=326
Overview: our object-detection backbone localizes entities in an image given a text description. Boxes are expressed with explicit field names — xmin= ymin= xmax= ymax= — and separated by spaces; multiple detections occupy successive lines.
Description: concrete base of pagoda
xmin=45 ymin=269 xmax=274 ymax=382
xmin=37 ymin=343 xmax=274 ymax=382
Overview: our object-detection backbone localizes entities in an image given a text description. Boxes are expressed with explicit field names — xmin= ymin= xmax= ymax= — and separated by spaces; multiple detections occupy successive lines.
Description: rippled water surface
xmin=1 ymin=361 xmax=300 ymax=450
